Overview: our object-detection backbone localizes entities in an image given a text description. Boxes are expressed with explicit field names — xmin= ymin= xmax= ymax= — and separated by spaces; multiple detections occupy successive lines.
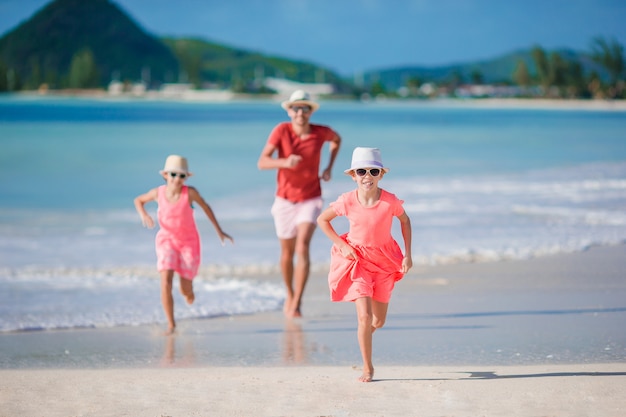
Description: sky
xmin=1 ymin=0 xmax=625 ymax=75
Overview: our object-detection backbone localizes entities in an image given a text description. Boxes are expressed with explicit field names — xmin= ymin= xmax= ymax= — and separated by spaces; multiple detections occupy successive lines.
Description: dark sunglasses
xmin=291 ymin=105 xmax=312 ymax=113
xmin=355 ymin=168 xmax=381 ymax=177
xmin=169 ymin=172 xmax=187 ymax=179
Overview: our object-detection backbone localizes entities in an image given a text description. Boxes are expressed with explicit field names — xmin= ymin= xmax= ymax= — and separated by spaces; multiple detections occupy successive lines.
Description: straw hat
xmin=159 ymin=155 xmax=192 ymax=176
xmin=281 ymin=89 xmax=320 ymax=112
xmin=344 ymin=147 xmax=389 ymax=174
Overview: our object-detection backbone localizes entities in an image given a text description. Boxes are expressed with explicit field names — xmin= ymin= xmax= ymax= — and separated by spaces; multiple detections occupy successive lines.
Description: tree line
xmin=514 ymin=37 xmax=624 ymax=99
xmin=0 ymin=47 xmax=101 ymax=92
xmin=389 ymin=36 xmax=624 ymax=100
xmin=1 ymin=36 xmax=624 ymax=99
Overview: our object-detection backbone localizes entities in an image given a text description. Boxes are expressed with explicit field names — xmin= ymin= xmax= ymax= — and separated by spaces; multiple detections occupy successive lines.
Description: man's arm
xmin=321 ymin=132 xmax=341 ymax=181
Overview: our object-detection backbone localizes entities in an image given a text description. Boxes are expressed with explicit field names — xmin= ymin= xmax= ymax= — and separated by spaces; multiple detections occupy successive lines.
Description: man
xmin=257 ymin=90 xmax=341 ymax=317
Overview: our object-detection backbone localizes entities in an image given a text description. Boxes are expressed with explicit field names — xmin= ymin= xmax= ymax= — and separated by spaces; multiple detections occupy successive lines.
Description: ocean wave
xmin=411 ymin=242 xmax=615 ymax=266
xmin=512 ymin=205 xmax=626 ymax=226
xmin=2 ymin=238 xmax=625 ymax=332
xmin=395 ymin=177 xmax=626 ymax=201
xmin=0 ymin=270 xmax=285 ymax=333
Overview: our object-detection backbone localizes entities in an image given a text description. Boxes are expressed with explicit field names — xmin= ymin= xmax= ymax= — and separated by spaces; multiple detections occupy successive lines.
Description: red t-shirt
xmin=267 ymin=122 xmax=337 ymax=202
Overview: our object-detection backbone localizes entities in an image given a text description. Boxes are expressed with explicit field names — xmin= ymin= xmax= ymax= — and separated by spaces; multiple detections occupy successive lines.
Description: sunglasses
xmin=291 ymin=105 xmax=312 ymax=113
xmin=169 ymin=172 xmax=187 ymax=179
xmin=355 ymin=168 xmax=381 ymax=177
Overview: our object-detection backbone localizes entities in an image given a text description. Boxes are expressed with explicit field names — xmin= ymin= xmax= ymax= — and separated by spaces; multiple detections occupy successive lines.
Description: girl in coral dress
xmin=317 ymin=147 xmax=413 ymax=382
xmin=134 ymin=155 xmax=233 ymax=334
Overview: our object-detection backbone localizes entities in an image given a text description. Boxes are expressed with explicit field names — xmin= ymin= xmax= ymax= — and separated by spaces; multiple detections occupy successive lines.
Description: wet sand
xmin=1 ymin=244 xmax=625 ymax=416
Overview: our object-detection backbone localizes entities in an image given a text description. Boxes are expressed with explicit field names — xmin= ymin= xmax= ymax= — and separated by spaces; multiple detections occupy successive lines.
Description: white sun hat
xmin=159 ymin=154 xmax=192 ymax=176
xmin=281 ymin=89 xmax=320 ymax=112
xmin=344 ymin=147 xmax=389 ymax=174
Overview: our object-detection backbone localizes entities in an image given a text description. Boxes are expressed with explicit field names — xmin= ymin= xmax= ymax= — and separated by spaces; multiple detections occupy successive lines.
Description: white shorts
xmin=271 ymin=197 xmax=323 ymax=239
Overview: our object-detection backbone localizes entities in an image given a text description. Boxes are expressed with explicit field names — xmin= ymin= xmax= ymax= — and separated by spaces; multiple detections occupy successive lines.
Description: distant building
xmin=159 ymin=83 xmax=194 ymax=96
xmin=108 ymin=80 xmax=147 ymax=96
xmin=263 ymin=77 xmax=334 ymax=98
xmin=454 ymin=84 xmax=525 ymax=98
xmin=131 ymin=83 xmax=146 ymax=96
xmin=108 ymin=80 xmax=124 ymax=95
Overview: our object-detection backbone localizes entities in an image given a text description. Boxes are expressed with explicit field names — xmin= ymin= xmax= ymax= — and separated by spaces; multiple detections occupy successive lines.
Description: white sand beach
xmin=3 ymin=363 xmax=626 ymax=417
xmin=20 ymin=89 xmax=626 ymax=111
xmin=2 ymin=245 xmax=626 ymax=416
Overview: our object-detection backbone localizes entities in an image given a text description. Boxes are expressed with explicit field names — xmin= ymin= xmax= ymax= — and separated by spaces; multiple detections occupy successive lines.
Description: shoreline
xmin=2 ymin=244 xmax=626 ymax=415
xmin=6 ymin=90 xmax=626 ymax=111
xmin=2 ymin=244 xmax=625 ymax=368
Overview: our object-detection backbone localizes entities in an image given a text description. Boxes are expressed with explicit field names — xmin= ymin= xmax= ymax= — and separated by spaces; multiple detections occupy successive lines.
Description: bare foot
xmin=358 ymin=372 xmax=374 ymax=383
xmin=184 ymin=292 xmax=195 ymax=305
xmin=283 ymin=295 xmax=293 ymax=316
xmin=283 ymin=305 xmax=302 ymax=318
xmin=358 ymin=367 xmax=374 ymax=382
xmin=163 ymin=326 xmax=176 ymax=336
xmin=286 ymin=298 xmax=302 ymax=318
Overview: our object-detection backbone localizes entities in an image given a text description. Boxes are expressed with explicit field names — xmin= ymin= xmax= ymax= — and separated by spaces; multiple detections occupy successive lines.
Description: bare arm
xmin=320 ymin=132 xmax=341 ymax=182
xmin=188 ymin=187 xmax=234 ymax=245
xmin=317 ymin=206 xmax=357 ymax=259
xmin=133 ymin=188 xmax=158 ymax=228
xmin=397 ymin=211 xmax=413 ymax=273
xmin=257 ymin=142 xmax=302 ymax=170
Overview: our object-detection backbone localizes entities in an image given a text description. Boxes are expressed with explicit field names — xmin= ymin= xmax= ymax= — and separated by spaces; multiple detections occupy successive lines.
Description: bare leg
xmin=290 ymin=222 xmax=316 ymax=317
xmin=371 ymin=299 xmax=389 ymax=334
xmin=278 ymin=237 xmax=296 ymax=316
xmin=179 ymin=276 xmax=195 ymax=305
xmin=354 ymin=297 xmax=390 ymax=382
xmin=160 ymin=270 xmax=176 ymax=334
xmin=355 ymin=297 xmax=374 ymax=382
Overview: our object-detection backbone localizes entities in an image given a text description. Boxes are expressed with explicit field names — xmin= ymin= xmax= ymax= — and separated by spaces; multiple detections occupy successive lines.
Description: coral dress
xmin=155 ymin=185 xmax=201 ymax=279
xmin=327 ymin=189 xmax=406 ymax=302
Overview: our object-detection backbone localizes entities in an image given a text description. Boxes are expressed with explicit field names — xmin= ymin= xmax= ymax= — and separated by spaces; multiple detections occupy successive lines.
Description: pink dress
xmin=327 ymin=189 xmax=406 ymax=302
xmin=155 ymin=185 xmax=201 ymax=279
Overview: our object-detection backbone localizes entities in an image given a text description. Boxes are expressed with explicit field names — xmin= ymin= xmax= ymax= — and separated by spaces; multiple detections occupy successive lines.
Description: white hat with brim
xmin=159 ymin=154 xmax=193 ymax=177
xmin=281 ymin=89 xmax=320 ymax=112
xmin=344 ymin=147 xmax=389 ymax=174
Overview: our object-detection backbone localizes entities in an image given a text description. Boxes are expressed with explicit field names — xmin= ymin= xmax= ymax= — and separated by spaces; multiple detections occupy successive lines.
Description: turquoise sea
xmin=1 ymin=95 xmax=625 ymax=331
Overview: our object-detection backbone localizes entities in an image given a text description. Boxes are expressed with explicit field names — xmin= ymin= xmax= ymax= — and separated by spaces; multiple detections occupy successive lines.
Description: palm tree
xmin=590 ymin=36 xmax=625 ymax=98
xmin=531 ymin=46 xmax=551 ymax=95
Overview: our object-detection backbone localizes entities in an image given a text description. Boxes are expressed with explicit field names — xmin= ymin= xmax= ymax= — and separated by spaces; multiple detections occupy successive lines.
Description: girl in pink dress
xmin=317 ymin=147 xmax=413 ymax=382
xmin=134 ymin=155 xmax=233 ymax=334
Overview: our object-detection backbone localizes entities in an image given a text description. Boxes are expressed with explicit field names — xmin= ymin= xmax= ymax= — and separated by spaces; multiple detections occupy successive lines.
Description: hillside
xmin=0 ymin=0 xmax=615 ymax=95
xmin=0 ymin=0 xmax=179 ymax=88
xmin=362 ymin=48 xmax=607 ymax=91
xmin=0 ymin=0 xmax=349 ymax=92
xmin=162 ymin=37 xmax=351 ymax=92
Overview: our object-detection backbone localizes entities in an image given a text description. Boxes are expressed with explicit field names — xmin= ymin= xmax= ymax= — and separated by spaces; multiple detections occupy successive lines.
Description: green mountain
xmin=0 ymin=0 xmax=612 ymax=95
xmin=162 ymin=37 xmax=352 ymax=93
xmin=0 ymin=0 xmax=350 ymax=92
xmin=0 ymin=0 xmax=179 ymax=89
xmin=362 ymin=49 xmax=607 ymax=91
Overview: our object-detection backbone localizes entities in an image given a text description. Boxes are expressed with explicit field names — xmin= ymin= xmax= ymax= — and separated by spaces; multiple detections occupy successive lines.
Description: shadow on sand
xmin=376 ymin=370 xmax=626 ymax=382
